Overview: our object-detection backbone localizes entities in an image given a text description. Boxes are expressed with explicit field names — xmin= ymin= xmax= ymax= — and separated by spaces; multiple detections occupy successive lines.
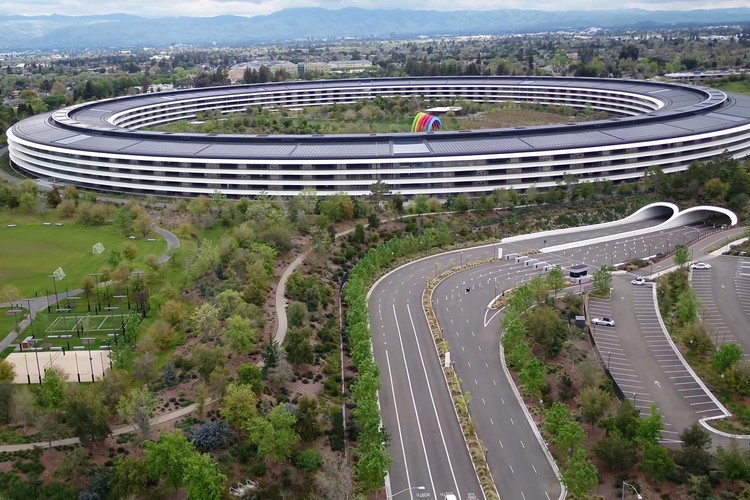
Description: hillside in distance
xmin=1 ymin=7 xmax=749 ymax=51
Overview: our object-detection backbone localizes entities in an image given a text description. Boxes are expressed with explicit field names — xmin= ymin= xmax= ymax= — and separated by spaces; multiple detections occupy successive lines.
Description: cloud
xmin=0 ymin=0 xmax=748 ymax=18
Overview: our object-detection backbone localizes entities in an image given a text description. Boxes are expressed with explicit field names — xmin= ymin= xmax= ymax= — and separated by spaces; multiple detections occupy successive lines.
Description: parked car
xmin=631 ymin=277 xmax=646 ymax=285
xmin=690 ymin=262 xmax=712 ymax=270
xmin=592 ymin=317 xmax=615 ymax=327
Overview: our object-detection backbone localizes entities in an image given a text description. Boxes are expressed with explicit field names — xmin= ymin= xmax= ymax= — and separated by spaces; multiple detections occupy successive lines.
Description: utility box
xmin=569 ymin=264 xmax=588 ymax=279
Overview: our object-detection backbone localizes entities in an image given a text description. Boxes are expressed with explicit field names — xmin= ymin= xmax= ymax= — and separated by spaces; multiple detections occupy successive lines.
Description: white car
xmin=690 ymin=262 xmax=712 ymax=270
xmin=592 ymin=317 xmax=615 ymax=327
xmin=631 ymin=277 xmax=646 ymax=285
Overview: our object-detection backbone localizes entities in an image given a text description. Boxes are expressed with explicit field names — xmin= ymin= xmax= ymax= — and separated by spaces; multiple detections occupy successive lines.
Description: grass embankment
xmin=0 ymin=214 xmax=166 ymax=297
xmin=712 ymin=79 xmax=750 ymax=95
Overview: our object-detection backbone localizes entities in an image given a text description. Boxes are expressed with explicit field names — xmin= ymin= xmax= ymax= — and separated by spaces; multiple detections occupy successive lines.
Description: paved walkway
xmin=0 ymin=398 xmax=210 ymax=451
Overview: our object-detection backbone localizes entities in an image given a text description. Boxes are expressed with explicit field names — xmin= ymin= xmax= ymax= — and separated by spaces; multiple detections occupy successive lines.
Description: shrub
xmin=295 ymin=449 xmax=324 ymax=473
xmin=189 ymin=421 xmax=233 ymax=452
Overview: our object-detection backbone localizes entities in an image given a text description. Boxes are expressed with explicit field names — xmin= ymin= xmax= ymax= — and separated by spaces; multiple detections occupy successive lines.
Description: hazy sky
xmin=2 ymin=0 xmax=747 ymax=18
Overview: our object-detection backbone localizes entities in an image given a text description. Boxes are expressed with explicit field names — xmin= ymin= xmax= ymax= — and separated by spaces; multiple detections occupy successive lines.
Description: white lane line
xmin=391 ymin=304 xmax=436 ymax=499
xmin=385 ymin=350 xmax=414 ymax=499
xmin=532 ymin=464 xmax=537 ymax=473
xmin=490 ymin=418 xmax=495 ymax=425
xmin=405 ymin=303 xmax=461 ymax=497
xmin=520 ymin=440 xmax=525 ymax=448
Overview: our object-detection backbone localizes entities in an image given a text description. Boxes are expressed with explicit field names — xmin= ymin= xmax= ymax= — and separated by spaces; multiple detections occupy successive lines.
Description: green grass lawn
xmin=0 ymin=307 xmax=25 ymax=340
xmin=711 ymin=79 xmax=750 ymax=95
xmin=0 ymin=214 xmax=167 ymax=297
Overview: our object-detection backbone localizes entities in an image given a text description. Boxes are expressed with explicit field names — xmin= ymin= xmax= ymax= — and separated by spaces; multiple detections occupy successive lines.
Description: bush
xmin=189 ymin=420 xmax=233 ymax=452
xmin=295 ymin=449 xmax=324 ymax=473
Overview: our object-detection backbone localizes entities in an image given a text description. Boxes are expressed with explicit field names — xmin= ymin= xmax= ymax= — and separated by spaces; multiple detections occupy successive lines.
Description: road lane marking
xmin=405 ymin=303 xmax=461 ymax=496
xmin=392 ymin=304 xmax=437 ymax=499
xmin=385 ymin=350 xmax=414 ymax=498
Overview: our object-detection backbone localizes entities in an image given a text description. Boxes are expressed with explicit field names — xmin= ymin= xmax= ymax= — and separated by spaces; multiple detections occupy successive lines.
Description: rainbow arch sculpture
xmin=411 ymin=112 xmax=442 ymax=133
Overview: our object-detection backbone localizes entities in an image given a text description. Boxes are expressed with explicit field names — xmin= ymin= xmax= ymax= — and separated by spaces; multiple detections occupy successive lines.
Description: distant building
xmin=665 ymin=69 xmax=747 ymax=82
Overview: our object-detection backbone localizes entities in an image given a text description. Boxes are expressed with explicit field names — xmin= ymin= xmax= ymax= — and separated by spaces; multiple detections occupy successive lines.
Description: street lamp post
xmin=82 ymin=338 xmax=95 ymax=382
xmin=622 ymin=481 xmax=643 ymax=499
xmin=91 ymin=273 xmax=102 ymax=312
xmin=607 ymin=351 xmax=612 ymax=369
xmin=389 ymin=486 xmax=426 ymax=498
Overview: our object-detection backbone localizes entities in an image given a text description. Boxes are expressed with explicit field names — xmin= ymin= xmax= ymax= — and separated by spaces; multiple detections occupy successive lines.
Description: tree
xmin=577 ymin=387 xmax=610 ymax=427
xmin=248 ymin=404 xmax=300 ymax=463
xmin=637 ymin=404 xmax=664 ymax=445
xmin=716 ymin=440 xmax=750 ymax=482
xmin=523 ymin=305 xmax=565 ymax=356
xmin=296 ymin=449 xmax=324 ymax=474
xmin=285 ymin=326 xmax=315 ymax=365
xmin=713 ymin=343 xmax=744 ymax=374
xmin=676 ymin=288 xmax=701 ymax=324
xmin=35 ymin=409 xmax=67 ymax=448
xmin=547 ymin=266 xmax=566 ymax=299
xmin=680 ymin=422 xmax=712 ymax=450
xmin=189 ymin=420 xmax=233 ymax=452
xmin=528 ymin=275 xmax=550 ymax=306
xmin=98 ymin=368 xmax=131 ymax=412
xmin=191 ymin=345 xmax=226 ymax=383
xmin=261 ymin=339 xmax=279 ymax=372
xmin=0 ymin=382 xmax=14 ymax=423
xmin=236 ymin=363 xmax=263 ymax=393
xmin=641 ymin=442 xmax=675 ymax=481
xmin=63 ymin=385 xmax=111 ymax=443
xmin=36 ymin=367 xmax=66 ymax=409
xmin=0 ymin=284 xmax=22 ymax=305
xmin=112 ymin=207 xmax=133 ymax=235
xmin=158 ymin=299 xmax=187 ymax=327
xmin=0 ymin=359 xmax=16 ymax=382
xmin=313 ymin=456 xmax=354 ymax=500
xmin=183 ymin=450 xmax=227 ymax=500
xmin=222 ymin=383 xmax=258 ymax=433
xmin=132 ymin=352 xmax=159 ymax=385
xmin=287 ymin=301 xmax=308 ymax=328
xmin=593 ymin=431 xmax=636 ymax=470
xmin=557 ymin=420 xmax=585 ymax=455
xmin=54 ymin=446 xmax=94 ymax=481
xmin=223 ymin=315 xmax=256 ymax=353
xmin=121 ymin=241 xmax=137 ymax=263
xmin=561 ymin=448 xmax=598 ymax=499
xmin=544 ymin=402 xmax=573 ymax=438
xmin=190 ymin=303 xmax=220 ymax=339
xmin=109 ymin=457 xmax=152 ymax=499
xmin=519 ymin=357 xmax=547 ymax=398
xmin=687 ymin=474 xmax=712 ymax=499
xmin=118 ymin=386 xmax=159 ymax=443
xmin=674 ymin=245 xmax=689 ymax=268
xmin=592 ymin=265 xmax=612 ymax=295
xmin=144 ymin=431 xmax=194 ymax=491
xmin=296 ymin=395 xmax=323 ymax=442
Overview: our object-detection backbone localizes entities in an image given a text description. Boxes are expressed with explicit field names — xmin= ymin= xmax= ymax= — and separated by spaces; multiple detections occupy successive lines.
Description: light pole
xmin=632 ymin=393 xmax=639 ymax=412
xmin=91 ymin=273 xmax=102 ymax=312
xmin=389 ymin=486 xmax=426 ymax=498
xmin=622 ymin=481 xmax=643 ymax=499
xmin=607 ymin=351 xmax=612 ymax=369
xmin=82 ymin=338 xmax=95 ymax=382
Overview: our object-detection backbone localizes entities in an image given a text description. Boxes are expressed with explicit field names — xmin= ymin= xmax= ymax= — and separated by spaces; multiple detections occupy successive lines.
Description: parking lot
xmin=589 ymin=277 xmax=726 ymax=438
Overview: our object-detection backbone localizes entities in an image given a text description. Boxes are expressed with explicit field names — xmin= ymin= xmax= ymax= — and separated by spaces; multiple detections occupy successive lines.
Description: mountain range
xmin=1 ymin=8 xmax=749 ymax=51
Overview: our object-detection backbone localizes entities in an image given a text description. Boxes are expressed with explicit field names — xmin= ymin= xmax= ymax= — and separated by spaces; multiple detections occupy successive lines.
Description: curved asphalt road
xmin=373 ymin=214 xmax=738 ymax=500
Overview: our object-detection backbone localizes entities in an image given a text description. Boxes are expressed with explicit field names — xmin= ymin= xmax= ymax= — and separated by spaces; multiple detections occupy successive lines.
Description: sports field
xmin=27 ymin=309 xmax=129 ymax=351
xmin=7 ymin=350 xmax=110 ymax=383
xmin=0 ymin=215 xmax=166 ymax=297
